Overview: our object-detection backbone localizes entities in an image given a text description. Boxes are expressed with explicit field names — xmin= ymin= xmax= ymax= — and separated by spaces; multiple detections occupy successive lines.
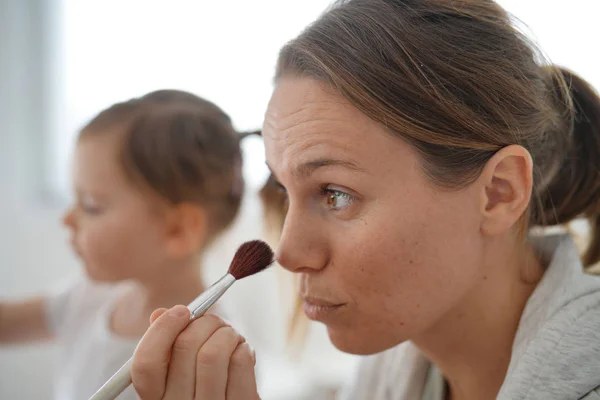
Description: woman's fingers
xmin=132 ymin=305 xmax=190 ymax=400
xmin=163 ymin=314 xmax=229 ymax=399
xmin=194 ymin=326 xmax=245 ymax=400
xmin=150 ymin=308 xmax=168 ymax=323
xmin=133 ymin=305 xmax=259 ymax=400
xmin=226 ymin=342 xmax=259 ymax=400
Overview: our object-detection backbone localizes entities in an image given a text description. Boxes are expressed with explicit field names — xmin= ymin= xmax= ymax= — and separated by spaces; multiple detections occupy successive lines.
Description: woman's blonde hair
xmin=263 ymin=0 xmax=600 ymax=349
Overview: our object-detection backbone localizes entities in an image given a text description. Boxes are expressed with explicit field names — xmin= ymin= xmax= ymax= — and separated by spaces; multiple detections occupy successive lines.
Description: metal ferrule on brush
xmin=188 ymin=273 xmax=236 ymax=320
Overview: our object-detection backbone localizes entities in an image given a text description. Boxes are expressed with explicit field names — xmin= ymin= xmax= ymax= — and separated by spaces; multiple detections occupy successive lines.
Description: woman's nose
xmin=275 ymin=207 xmax=328 ymax=274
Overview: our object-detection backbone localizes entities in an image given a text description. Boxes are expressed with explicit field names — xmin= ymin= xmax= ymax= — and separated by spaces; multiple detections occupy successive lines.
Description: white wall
xmin=497 ymin=0 xmax=599 ymax=88
xmin=0 ymin=4 xmax=76 ymax=398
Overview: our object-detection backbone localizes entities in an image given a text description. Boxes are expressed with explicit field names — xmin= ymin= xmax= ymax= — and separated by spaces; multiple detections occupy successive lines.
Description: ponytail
xmin=535 ymin=67 xmax=600 ymax=267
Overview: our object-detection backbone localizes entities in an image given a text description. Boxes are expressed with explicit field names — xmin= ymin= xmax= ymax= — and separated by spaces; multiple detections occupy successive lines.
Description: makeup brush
xmin=89 ymin=240 xmax=274 ymax=400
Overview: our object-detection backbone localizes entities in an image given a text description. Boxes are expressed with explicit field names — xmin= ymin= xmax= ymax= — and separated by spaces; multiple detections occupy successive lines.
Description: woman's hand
xmin=131 ymin=305 xmax=259 ymax=400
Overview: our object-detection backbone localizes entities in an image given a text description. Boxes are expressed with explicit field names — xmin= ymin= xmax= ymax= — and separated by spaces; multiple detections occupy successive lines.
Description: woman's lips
xmin=302 ymin=296 xmax=346 ymax=321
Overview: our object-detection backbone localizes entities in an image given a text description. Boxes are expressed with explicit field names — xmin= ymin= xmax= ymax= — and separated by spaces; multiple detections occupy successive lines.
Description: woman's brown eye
xmin=327 ymin=193 xmax=338 ymax=208
xmin=323 ymin=188 xmax=354 ymax=210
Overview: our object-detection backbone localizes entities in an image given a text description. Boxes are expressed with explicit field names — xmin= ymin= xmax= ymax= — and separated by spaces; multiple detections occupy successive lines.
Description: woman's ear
xmin=164 ymin=203 xmax=208 ymax=258
xmin=478 ymin=145 xmax=533 ymax=236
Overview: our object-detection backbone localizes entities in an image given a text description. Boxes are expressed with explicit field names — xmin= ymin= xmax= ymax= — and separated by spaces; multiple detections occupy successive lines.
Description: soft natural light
xmin=48 ymin=0 xmax=599 ymax=198
xmin=48 ymin=0 xmax=333 ymax=198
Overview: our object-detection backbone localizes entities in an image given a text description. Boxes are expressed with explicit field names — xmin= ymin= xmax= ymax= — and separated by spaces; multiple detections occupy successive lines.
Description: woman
xmin=130 ymin=0 xmax=600 ymax=399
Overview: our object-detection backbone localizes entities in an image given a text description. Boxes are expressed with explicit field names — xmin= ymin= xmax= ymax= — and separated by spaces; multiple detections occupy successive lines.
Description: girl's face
xmin=263 ymin=77 xmax=490 ymax=355
xmin=63 ymin=133 xmax=170 ymax=282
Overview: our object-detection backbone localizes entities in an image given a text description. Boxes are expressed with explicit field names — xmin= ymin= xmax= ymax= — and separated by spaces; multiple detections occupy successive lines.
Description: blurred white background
xmin=0 ymin=0 xmax=598 ymax=399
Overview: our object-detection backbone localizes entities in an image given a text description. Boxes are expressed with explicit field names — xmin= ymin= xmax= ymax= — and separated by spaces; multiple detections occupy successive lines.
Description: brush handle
xmin=187 ymin=274 xmax=235 ymax=319
xmin=88 ymin=358 xmax=133 ymax=400
xmin=88 ymin=274 xmax=236 ymax=400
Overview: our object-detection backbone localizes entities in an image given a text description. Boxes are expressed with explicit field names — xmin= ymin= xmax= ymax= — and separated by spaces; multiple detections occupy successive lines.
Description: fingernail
xmin=168 ymin=306 xmax=188 ymax=318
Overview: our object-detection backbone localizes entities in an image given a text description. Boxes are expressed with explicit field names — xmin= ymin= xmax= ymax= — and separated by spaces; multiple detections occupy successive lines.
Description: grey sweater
xmin=340 ymin=233 xmax=600 ymax=399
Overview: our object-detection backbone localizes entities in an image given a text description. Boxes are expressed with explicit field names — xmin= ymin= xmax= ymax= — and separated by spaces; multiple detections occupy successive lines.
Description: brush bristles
xmin=228 ymin=240 xmax=274 ymax=280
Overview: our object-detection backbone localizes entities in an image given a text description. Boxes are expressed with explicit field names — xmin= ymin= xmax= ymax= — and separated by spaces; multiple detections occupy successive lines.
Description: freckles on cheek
xmin=341 ymin=202 xmax=427 ymax=283
xmin=344 ymin=233 xmax=398 ymax=290
xmin=353 ymin=224 xmax=429 ymax=292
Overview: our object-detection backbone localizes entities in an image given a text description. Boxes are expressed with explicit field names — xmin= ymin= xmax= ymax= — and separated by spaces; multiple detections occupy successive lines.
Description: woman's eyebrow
xmin=266 ymin=158 xmax=365 ymax=181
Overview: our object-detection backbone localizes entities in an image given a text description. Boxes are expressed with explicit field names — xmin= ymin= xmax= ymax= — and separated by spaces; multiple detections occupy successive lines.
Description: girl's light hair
xmin=80 ymin=89 xmax=245 ymax=240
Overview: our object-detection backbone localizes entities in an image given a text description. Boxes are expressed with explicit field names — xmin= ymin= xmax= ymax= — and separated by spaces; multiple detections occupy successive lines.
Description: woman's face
xmin=263 ymin=77 xmax=489 ymax=355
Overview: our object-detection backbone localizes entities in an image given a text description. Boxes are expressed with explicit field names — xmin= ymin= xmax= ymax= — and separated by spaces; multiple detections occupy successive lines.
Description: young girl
xmin=0 ymin=89 xmax=245 ymax=399
xmin=128 ymin=1 xmax=600 ymax=399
